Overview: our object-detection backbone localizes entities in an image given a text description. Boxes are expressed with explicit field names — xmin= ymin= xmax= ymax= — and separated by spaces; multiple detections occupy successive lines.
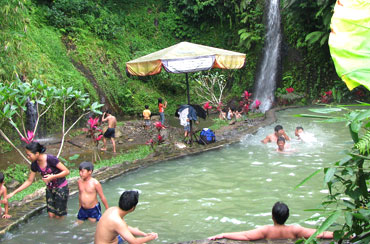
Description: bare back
xmin=78 ymin=178 xmax=99 ymax=209
xmin=106 ymin=115 xmax=117 ymax=128
xmin=95 ymin=207 xmax=126 ymax=244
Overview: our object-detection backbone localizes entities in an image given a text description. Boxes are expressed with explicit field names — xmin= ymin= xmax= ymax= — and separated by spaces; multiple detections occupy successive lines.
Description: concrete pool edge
xmin=2 ymin=107 xmax=334 ymax=244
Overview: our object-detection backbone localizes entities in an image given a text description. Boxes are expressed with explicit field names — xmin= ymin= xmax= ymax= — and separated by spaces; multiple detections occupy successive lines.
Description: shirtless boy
xmin=0 ymin=172 xmax=11 ymax=219
xmin=209 ymin=201 xmax=333 ymax=241
xmin=95 ymin=190 xmax=158 ymax=244
xmin=101 ymin=110 xmax=117 ymax=153
xmin=77 ymin=162 xmax=109 ymax=223
xmin=295 ymin=126 xmax=304 ymax=140
xmin=261 ymin=125 xmax=290 ymax=144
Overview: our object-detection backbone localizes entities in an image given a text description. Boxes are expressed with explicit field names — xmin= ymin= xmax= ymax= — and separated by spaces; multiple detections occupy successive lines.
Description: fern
xmin=354 ymin=130 xmax=370 ymax=155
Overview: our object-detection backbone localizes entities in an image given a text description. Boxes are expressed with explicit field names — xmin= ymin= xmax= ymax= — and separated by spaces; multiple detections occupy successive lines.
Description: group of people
xmin=219 ymin=107 xmax=243 ymax=121
xmin=261 ymin=124 xmax=309 ymax=153
xmin=0 ymin=141 xmax=157 ymax=243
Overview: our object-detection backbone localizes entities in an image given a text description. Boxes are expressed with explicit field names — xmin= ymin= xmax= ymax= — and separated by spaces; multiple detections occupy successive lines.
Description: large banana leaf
xmin=329 ymin=0 xmax=370 ymax=91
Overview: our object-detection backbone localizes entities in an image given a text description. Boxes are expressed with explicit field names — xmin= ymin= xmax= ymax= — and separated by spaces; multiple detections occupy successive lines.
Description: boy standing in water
xmin=95 ymin=190 xmax=158 ymax=244
xmin=101 ymin=110 xmax=117 ymax=153
xmin=209 ymin=202 xmax=333 ymax=241
xmin=77 ymin=162 xmax=109 ymax=223
xmin=0 ymin=172 xmax=11 ymax=219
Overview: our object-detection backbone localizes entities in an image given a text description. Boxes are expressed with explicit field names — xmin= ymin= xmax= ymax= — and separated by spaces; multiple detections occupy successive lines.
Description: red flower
xmin=253 ymin=99 xmax=261 ymax=109
xmin=157 ymin=134 xmax=163 ymax=142
xmin=154 ymin=121 xmax=166 ymax=131
xmin=286 ymin=87 xmax=294 ymax=93
xmin=21 ymin=130 xmax=34 ymax=144
xmin=243 ymin=91 xmax=252 ymax=99
xmin=95 ymin=134 xmax=103 ymax=141
xmin=88 ymin=117 xmax=99 ymax=129
xmin=146 ymin=139 xmax=154 ymax=145
xmin=325 ymin=90 xmax=332 ymax=96
xmin=203 ymin=101 xmax=212 ymax=110
xmin=217 ymin=102 xmax=223 ymax=112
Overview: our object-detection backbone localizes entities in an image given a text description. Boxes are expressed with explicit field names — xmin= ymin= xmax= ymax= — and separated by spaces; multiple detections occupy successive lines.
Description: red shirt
xmin=159 ymin=103 xmax=164 ymax=113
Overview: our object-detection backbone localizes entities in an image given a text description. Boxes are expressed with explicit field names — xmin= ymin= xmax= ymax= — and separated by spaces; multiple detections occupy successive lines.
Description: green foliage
xmin=297 ymin=105 xmax=370 ymax=243
xmin=209 ymin=118 xmax=229 ymax=131
xmin=3 ymin=164 xmax=29 ymax=185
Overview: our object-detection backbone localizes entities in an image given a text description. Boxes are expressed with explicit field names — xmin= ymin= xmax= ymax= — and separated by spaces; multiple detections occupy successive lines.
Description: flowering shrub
xmin=275 ymin=87 xmax=304 ymax=106
xmin=203 ymin=101 xmax=212 ymax=114
xmin=21 ymin=130 xmax=34 ymax=144
xmin=83 ymin=117 xmax=103 ymax=143
xmin=321 ymin=90 xmax=333 ymax=104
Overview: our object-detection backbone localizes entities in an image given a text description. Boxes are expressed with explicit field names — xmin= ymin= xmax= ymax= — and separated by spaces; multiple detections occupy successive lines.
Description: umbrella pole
xmin=186 ymin=73 xmax=193 ymax=145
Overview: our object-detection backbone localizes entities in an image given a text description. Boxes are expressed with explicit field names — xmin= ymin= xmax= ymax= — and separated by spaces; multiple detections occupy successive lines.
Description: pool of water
xmin=2 ymin=107 xmax=352 ymax=243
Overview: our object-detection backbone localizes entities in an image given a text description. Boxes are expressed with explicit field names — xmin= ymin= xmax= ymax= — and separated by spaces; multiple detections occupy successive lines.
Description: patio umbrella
xmin=126 ymin=41 xmax=246 ymax=104
xmin=329 ymin=0 xmax=370 ymax=91
xmin=126 ymin=41 xmax=246 ymax=143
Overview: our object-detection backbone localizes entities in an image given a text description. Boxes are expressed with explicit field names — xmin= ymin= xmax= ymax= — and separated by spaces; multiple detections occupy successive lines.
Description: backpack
xmin=198 ymin=128 xmax=216 ymax=145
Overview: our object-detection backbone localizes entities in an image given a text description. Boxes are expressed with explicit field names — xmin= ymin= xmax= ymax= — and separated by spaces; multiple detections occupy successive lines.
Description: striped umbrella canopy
xmin=329 ymin=0 xmax=370 ymax=91
xmin=126 ymin=41 xmax=246 ymax=78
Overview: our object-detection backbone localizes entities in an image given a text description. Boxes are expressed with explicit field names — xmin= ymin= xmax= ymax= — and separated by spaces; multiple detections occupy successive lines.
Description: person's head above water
xmin=119 ymin=190 xmax=139 ymax=211
xmin=272 ymin=201 xmax=289 ymax=225
xmin=274 ymin=125 xmax=285 ymax=136
xmin=276 ymin=136 xmax=286 ymax=151
xmin=295 ymin=126 xmax=304 ymax=137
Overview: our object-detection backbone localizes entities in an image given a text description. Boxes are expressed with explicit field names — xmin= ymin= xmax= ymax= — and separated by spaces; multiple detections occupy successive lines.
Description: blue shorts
xmin=117 ymin=235 xmax=127 ymax=244
xmin=77 ymin=202 xmax=102 ymax=221
xmin=184 ymin=125 xmax=190 ymax=132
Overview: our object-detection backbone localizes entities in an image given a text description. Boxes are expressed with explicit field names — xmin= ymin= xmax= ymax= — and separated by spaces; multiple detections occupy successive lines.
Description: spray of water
xmin=253 ymin=0 xmax=282 ymax=112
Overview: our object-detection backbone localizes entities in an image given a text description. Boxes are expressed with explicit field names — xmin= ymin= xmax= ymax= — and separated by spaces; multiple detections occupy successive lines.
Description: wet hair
xmin=296 ymin=126 xmax=304 ymax=131
xmin=105 ymin=110 xmax=111 ymax=115
xmin=274 ymin=125 xmax=283 ymax=132
xmin=79 ymin=161 xmax=94 ymax=172
xmin=277 ymin=136 xmax=285 ymax=143
xmin=0 ymin=172 xmax=4 ymax=183
xmin=158 ymin=98 xmax=163 ymax=105
xmin=145 ymin=105 xmax=149 ymax=109
xmin=118 ymin=190 xmax=139 ymax=211
xmin=26 ymin=142 xmax=46 ymax=154
xmin=272 ymin=201 xmax=289 ymax=225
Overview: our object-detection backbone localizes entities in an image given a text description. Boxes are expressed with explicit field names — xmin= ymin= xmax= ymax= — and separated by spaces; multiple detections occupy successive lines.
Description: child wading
xmin=0 ymin=172 xmax=11 ymax=218
xmin=7 ymin=142 xmax=70 ymax=219
xmin=77 ymin=161 xmax=109 ymax=223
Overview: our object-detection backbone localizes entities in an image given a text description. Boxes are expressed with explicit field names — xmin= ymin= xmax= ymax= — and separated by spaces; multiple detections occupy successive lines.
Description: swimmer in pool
xmin=261 ymin=125 xmax=290 ymax=144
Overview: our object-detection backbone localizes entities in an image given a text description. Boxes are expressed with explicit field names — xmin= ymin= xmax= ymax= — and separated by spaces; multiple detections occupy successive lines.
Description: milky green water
xmin=2 ymin=108 xmax=352 ymax=243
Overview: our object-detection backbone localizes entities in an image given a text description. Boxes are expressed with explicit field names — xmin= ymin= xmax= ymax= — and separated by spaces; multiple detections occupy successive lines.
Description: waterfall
xmin=253 ymin=0 xmax=282 ymax=112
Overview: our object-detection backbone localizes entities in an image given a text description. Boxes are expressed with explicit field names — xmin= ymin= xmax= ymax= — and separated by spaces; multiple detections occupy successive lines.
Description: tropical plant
xmin=0 ymin=78 xmax=103 ymax=163
xmin=83 ymin=117 xmax=103 ymax=163
xmin=295 ymin=105 xmax=370 ymax=243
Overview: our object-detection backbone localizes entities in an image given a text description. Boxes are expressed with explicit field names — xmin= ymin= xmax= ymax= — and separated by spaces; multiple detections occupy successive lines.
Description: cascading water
xmin=253 ymin=0 xmax=282 ymax=112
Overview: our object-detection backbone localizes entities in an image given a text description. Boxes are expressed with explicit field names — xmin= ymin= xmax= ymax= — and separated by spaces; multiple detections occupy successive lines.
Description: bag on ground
xmin=198 ymin=128 xmax=216 ymax=145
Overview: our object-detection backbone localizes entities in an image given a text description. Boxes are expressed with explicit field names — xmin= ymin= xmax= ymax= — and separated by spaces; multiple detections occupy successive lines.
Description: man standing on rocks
xmin=101 ymin=110 xmax=117 ymax=153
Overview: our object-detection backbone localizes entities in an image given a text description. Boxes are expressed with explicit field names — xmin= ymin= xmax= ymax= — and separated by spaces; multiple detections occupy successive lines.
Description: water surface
xmin=2 ymin=108 xmax=352 ymax=243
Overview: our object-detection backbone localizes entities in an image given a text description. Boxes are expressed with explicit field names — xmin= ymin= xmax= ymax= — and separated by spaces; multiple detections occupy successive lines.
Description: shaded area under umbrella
xmin=126 ymin=41 xmax=246 ymax=143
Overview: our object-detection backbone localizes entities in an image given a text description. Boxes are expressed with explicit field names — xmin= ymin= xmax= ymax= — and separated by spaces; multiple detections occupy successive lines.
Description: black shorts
xmin=104 ymin=128 xmax=115 ymax=138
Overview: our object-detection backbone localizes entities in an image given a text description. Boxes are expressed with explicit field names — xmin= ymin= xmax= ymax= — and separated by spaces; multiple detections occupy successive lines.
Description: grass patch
xmin=209 ymin=118 xmax=229 ymax=131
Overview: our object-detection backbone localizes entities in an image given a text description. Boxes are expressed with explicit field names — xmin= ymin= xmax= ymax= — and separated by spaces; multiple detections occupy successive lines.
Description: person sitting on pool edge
xmin=208 ymin=201 xmax=333 ymax=241
xmin=261 ymin=125 xmax=290 ymax=144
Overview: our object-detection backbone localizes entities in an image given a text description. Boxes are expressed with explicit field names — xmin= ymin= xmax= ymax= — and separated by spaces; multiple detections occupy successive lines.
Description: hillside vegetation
xmin=1 ymin=0 xmax=365 ymax=124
